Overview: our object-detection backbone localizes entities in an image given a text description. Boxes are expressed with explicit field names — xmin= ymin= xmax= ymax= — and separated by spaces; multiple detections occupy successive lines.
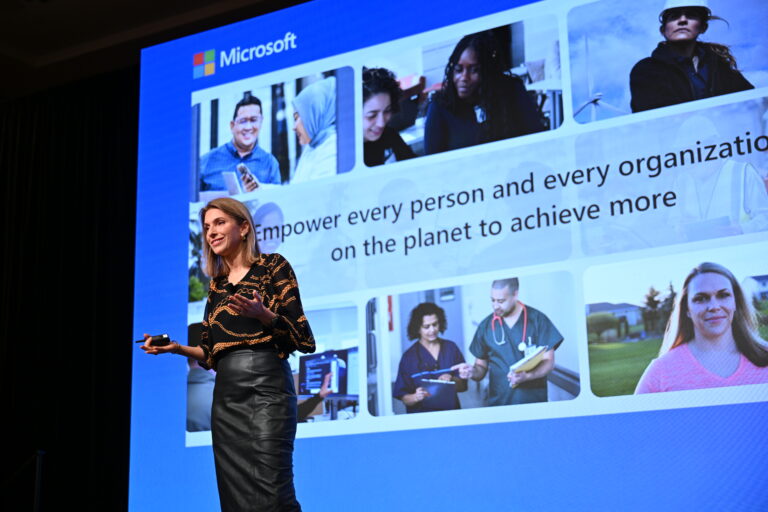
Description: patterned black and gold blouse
xmin=199 ymin=253 xmax=315 ymax=369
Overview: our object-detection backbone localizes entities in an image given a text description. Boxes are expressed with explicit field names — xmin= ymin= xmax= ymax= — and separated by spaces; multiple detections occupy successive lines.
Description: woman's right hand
xmin=413 ymin=387 xmax=430 ymax=402
xmin=402 ymin=386 xmax=431 ymax=407
xmin=140 ymin=333 xmax=180 ymax=356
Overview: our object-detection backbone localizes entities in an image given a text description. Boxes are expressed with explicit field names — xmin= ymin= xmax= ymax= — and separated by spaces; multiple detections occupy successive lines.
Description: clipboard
xmin=417 ymin=378 xmax=457 ymax=410
xmin=509 ymin=346 xmax=547 ymax=373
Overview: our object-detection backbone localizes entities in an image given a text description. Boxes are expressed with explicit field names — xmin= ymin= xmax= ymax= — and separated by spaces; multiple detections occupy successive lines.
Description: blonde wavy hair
xmin=199 ymin=197 xmax=261 ymax=278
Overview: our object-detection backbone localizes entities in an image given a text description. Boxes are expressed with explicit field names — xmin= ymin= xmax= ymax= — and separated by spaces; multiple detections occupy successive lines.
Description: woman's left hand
xmin=228 ymin=290 xmax=274 ymax=323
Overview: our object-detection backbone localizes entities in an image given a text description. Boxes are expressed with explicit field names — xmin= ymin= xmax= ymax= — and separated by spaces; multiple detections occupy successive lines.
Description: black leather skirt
xmin=212 ymin=347 xmax=301 ymax=512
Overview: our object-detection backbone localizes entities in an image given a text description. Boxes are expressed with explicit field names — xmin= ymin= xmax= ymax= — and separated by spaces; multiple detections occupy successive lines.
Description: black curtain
xmin=0 ymin=66 xmax=138 ymax=510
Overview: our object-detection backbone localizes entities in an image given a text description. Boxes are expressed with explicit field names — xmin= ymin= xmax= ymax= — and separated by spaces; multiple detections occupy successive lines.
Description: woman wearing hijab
xmin=291 ymin=76 xmax=338 ymax=183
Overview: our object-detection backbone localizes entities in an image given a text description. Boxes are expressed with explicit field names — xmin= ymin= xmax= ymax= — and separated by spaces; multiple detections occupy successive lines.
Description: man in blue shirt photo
xmin=199 ymin=95 xmax=281 ymax=193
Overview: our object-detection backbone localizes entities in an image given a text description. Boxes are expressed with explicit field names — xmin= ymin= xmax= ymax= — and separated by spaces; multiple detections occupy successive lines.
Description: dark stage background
xmin=0 ymin=67 xmax=139 ymax=510
xmin=0 ymin=2 xmax=308 ymax=508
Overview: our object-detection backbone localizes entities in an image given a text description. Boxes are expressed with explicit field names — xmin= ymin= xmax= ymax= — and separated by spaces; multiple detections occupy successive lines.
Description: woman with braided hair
xmin=424 ymin=30 xmax=545 ymax=155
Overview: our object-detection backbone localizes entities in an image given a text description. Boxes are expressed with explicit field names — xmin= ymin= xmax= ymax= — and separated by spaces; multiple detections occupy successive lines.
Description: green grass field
xmin=588 ymin=338 xmax=662 ymax=397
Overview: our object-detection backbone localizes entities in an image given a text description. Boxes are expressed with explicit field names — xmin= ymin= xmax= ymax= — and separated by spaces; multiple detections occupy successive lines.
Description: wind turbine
xmin=574 ymin=36 xmax=627 ymax=121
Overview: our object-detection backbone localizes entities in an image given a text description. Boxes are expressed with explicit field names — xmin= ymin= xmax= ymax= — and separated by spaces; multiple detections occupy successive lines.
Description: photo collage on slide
xmin=184 ymin=0 xmax=768 ymax=441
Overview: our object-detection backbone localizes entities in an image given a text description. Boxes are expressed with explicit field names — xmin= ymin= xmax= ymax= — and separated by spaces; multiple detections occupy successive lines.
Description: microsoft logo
xmin=193 ymin=50 xmax=216 ymax=78
xmin=191 ymin=34 xmax=298 ymax=78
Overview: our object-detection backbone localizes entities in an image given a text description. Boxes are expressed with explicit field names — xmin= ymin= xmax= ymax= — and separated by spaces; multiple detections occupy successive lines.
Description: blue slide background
xmin=132 ymin=0 xmax=768 ymax=510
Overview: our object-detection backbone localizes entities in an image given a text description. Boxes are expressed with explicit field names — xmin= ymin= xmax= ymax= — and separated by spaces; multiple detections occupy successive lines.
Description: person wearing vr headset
xmin=630 ymin=0 xmax=753 ymax=113
xmin=453 ymin=278 xmax=563 ymax=406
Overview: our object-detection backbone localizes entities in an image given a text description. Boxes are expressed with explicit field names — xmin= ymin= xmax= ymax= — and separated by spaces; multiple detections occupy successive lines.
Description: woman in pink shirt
xmin=636 ymin=262 xmax=768 ymax=394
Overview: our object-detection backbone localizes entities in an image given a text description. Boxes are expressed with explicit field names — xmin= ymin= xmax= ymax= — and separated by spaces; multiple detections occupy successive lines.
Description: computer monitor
xmin=298 ymin=348 xmax=358 ymax=398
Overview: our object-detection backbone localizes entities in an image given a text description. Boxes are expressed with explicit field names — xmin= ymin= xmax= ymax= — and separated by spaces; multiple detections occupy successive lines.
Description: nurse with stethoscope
xmin=453 ymin=278 xmax=563 ymax=406
xmin=489 ymin=301 xmax=538 ymax=355
xmin=491 ymin=290 xmax=543 ymax=388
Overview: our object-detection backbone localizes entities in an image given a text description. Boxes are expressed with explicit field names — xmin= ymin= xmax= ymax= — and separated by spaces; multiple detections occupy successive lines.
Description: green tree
xmin=189 ymin=275 xmax=206 ymax=302
xmin=188 ymin=218 xmax=209 ymax=300
xmin=587 ymin=312 xmax=619 ymax=343
xmin=753 ymin=298 xmax=768 ymax=333
xmin=616 ymin=316 xmax=629 ymax=339
xmin=643 ymin=286 xmax=662 ymax=334
xmin=659 ymin=282 xmax=677 ymax=334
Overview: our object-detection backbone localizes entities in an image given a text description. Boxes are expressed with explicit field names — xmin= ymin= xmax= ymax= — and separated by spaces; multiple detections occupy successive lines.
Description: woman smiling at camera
xmin=362 ymin=67 xmax=416 ymax=167
xmin=142 ymin=197 xmax=315 ymax=511
xmin=635 ymin=262 xmax=768 ymax=394
xmin=423 ymin=30 xmax=544 ymax=155
xmin=629 ymin=0 xmax=753 ymax=113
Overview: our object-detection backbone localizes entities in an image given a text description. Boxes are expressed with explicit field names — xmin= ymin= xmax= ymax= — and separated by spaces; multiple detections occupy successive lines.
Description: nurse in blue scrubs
xmin=454 ymin=278 xmax=563 ymax=406
xmin=393 ymin=302 xmax=467 ymax=413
